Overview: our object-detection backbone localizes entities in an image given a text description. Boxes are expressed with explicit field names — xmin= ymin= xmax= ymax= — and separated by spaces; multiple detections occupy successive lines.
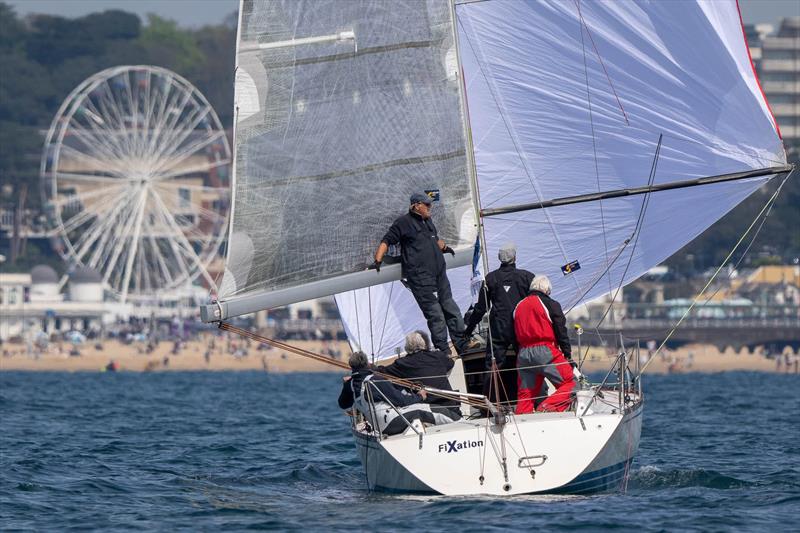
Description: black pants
xmin=482 ymin=340 xmax=516 ymax=405
xmin=408 ymin=272 xmax=465 ymax=353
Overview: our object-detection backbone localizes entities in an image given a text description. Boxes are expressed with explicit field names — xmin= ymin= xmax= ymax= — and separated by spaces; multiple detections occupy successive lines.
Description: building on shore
xmin=746 ymin=17 xmax=800 ymax=151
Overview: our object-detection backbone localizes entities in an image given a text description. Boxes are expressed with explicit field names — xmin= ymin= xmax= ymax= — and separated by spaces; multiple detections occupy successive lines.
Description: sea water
xmin=1 ymin=371 xmax=797 ymax=531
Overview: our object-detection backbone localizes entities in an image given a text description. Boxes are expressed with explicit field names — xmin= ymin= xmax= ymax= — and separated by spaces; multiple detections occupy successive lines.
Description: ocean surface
xmin=1 ymin=370 xmax=798 ymax=531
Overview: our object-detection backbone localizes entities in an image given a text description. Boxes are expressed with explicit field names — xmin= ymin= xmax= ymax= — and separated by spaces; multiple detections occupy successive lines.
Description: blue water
xmin=1 ymin=371 xmax=798 ymax=531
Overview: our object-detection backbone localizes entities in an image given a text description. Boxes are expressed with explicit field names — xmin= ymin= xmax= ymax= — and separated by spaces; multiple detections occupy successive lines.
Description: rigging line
xmin=698 ymin=184 xmax=778 ymax=306
xmin=639 ymin=171 xmax=792 ymax=376
xmin=574 ymin=0 xmax=629 ymax=125
xmin=592 ymin=134 xmax=663 ymax=335
xmin=457 ymin=17 xmax=577 ymax=271
xmin=578 ymin=0 xmax=615 ymax=306
xmin=219 ymin=322 xmax=490 ymax=408
xmin=565 ymin=236 xmax=632 ymax=314
xmin=375 ymin=281 xmax=395 ymax=355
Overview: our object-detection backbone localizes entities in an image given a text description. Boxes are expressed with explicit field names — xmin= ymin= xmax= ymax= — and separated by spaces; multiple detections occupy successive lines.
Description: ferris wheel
xmin=40 ymin=65 xmax=231 ymax=302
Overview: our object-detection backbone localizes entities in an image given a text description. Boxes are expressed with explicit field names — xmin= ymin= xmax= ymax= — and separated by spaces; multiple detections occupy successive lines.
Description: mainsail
xmin=335 ymin=0 xmax=788 ymax=358
xmin=205 ymin=0 xmax=478 ymax=320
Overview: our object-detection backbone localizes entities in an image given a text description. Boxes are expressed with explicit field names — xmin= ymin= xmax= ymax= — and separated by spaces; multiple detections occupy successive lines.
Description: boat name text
xmin=438 ymin=440 xmax=483 ymax=453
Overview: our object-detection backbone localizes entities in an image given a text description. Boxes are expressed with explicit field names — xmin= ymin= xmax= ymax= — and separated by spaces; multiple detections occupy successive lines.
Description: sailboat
xmin=202 ymin=0 xmax=790 ymax=495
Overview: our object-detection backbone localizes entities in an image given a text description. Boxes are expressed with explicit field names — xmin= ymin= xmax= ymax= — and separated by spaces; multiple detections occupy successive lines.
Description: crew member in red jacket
xmin=513 ymin=275 xmax=576 ymax=413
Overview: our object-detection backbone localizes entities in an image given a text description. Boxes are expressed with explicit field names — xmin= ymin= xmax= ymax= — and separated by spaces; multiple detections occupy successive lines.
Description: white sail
xmin=208 ymin=0 xmax=478 ymax=319
xmin=337 ymin=0 xmax=786 ymax=358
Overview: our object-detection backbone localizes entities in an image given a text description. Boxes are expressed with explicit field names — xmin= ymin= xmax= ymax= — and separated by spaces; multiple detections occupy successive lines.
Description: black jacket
xmin=376 ymin=349 xmax=457 ymax=408
xmin=528 ymin=289 xmax=572 ymax=360
xmin=465 ymin=263 xmax=535 ymax=344
xmin=337 ymin=368 xmax=423 ymax=410
xmin=381 ymin=211 xmax=445 ymax=281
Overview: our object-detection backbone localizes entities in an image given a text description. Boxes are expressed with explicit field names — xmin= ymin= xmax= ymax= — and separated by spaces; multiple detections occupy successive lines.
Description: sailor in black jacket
xmin=338 ymin=351 xmax=433 ymax=435
xmin=369 ymin=192 xmax=467 ymax=354
xmin=376 ymin=331 xmax=462 ymax=421
xmin=464 ymin=242 xmax=535 ymax=369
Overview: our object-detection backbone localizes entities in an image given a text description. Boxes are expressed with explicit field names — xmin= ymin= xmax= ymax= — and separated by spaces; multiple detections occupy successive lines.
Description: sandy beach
xmin=1 ymin=335 xmax=796 ymax=374
xmin=0 ymin=336 xmax=349 ymax=373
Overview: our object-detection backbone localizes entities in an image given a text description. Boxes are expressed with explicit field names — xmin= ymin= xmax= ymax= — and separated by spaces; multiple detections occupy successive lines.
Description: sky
xmin=6 ymin=0 xmax=800 ymax=27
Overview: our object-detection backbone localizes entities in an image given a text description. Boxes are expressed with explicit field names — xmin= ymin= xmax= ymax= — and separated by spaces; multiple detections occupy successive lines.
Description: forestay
xmin=336 ymin=0 xmax=786 ymax=359
xmin=212 ymin=0 xmax=477 ymax=318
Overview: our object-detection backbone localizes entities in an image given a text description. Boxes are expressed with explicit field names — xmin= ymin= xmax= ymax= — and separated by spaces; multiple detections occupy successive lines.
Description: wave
xmin=628 ymin=465 xmax=751 ymax=490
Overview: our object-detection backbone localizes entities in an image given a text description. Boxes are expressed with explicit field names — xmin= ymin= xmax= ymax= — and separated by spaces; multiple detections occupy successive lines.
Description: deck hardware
xmin=479 ymin=475 xmax=484 ymax=485
xmin=503 ymin=483 xmax=511 ymax=492
xmin=518 ymin=455 xmax=547 ymax=468
xmin=580 ymin=418 xmax=586 ymax=431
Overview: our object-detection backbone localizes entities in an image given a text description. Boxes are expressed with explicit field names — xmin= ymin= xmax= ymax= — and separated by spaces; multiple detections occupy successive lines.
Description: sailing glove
xmin=442 ymin=245 xmax=455 ymax=256
xmin=368 ymin=260 xmax=382 ymax=272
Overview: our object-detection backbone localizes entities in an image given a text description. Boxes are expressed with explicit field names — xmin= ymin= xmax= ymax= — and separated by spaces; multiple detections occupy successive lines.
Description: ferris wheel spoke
xmin=102 ymin=187 xmax=148 ymax=287
xmin=150 ymin=98 xmax=209 ymax=154
xmin=149 ymin=101 xmax=208 ymax=167
xmin=119 ymin=187 xmax=149 ymax=301
xmin=153 ymin=181 xmax=228 ymax=194
xmin=57 ymin=145 xmax=127 ymax=177
xmin=77 ymin=188 xmax=136 ymax=266
xmin=51 ymin=182 xmax=126 ymax=207
xmin=60 ymin=206 xmax=103 ymax=235
xmin=149 ymin=86 xmax=194 ymax=163
xmin=149 ymin=189 xmax=195 ymax=283
xmin=150 ymin=189 xmax=217 ymax=290
xmin=98 ymin=81 xmax=136 ymax=156
xmin=156 ymin=158 xmax=231 ymax=181
xmin=150 ymin=126 xmax=223 ymax=177
xmin=72 ymin=202 xmax=128 ymax=260
xmin=66 ymin=125 xmax=127 ymax=163
xmin=69 ymin=100 xmax=127 ymax=159
xmin=79 ymin=95 xmax=130 ymax=157
xmin=54 ymin=171 xmax=127 ymax=185
xmin=195 ymin=203 xmax=227 ymax=222
xmin=149 ymin=234 xmax=175 ymax=287
xmin=145 ymin=76 xmax=176 ymax=157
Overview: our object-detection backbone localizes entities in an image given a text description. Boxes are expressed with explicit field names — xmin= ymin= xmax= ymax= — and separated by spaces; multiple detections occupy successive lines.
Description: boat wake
xmin=627 ymin=465 xmax=751 ymax=490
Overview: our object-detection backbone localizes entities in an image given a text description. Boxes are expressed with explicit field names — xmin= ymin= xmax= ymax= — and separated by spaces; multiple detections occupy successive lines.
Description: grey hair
xmin=415 ymin=330 xmax=431 ymax=350
xmin=404 ymin=331 xmax=427 ymax=354
xmin=498 ymin=242 xmax=516 ymax=264
xmin=529 ymin=275 xmax=552 ymax=295
xmin=348 ymin=350 xmax=369 ymax=369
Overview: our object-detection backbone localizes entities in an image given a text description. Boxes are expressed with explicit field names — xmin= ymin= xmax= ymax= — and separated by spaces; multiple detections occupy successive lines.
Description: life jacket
xmin=352 ymin=374 xmax=433 ymax=434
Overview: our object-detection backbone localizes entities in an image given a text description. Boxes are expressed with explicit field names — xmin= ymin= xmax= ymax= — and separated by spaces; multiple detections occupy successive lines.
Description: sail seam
xmin=254 ymin=38 xmax=447 ymax=69
xmin=246 ymin=149 xmax=466 ymax=189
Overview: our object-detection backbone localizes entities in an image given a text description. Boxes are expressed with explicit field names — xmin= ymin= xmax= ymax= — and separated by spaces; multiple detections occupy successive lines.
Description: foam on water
xmin=1 ymin=371 xmax=798 ymax=531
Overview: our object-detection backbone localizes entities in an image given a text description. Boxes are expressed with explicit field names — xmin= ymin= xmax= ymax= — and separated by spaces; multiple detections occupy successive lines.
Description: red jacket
xmin=513 ymin=291 xmax=572 ymax=358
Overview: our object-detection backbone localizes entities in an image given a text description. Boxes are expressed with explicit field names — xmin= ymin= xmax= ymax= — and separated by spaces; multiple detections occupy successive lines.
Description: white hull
xmin=353 ymin=396 xmax=643 ymax=496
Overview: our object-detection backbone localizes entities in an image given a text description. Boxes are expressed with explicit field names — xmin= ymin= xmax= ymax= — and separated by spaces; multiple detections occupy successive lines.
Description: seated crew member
xmin=376 ymin=331 xmax=462 ymax=422
xmin=513 ymin=275 xmax=577 ymax=413
xmin=338 ymin=350 xmax=436 ymax=435
xmin=463 ymin=242 xmax=535 ymax=401
xmin=369 ymin=192 xmax=467 ymax=354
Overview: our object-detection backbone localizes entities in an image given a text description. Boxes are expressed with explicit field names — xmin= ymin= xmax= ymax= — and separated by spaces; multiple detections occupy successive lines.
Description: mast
xmin=450 ymin=0 xmax=491 ymax=281
xmin=480 ymin=165 xmax=793 ymax=218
